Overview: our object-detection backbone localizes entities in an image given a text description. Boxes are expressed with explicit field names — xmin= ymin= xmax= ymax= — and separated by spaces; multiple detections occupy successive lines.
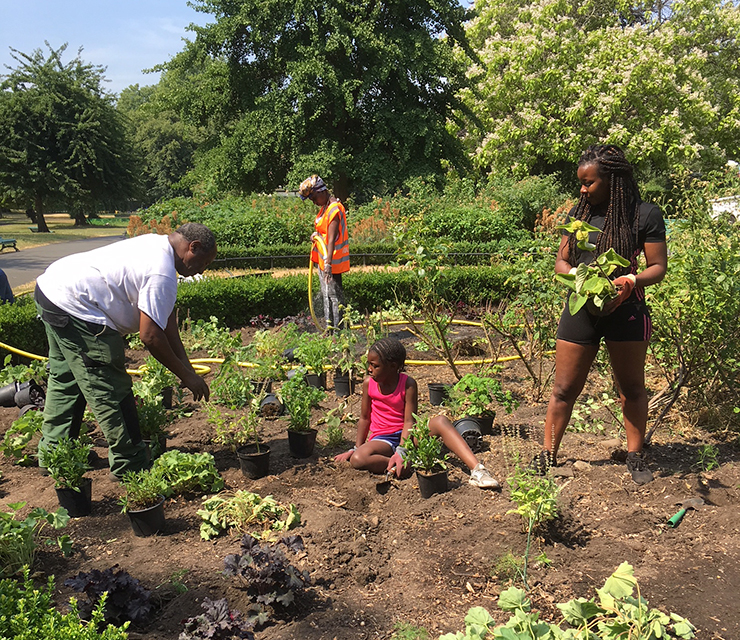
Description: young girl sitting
xmin=334 ymin=337 xmax=500 ymax=489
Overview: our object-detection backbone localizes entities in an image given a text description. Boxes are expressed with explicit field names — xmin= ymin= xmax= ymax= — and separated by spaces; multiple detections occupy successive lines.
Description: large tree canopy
xmin=0 ymin=44 xmax=139 ymax=229
xmin=160 ymin=0 xmax=474 ymax=200
xmin=461 ymin=0 xmax=740 ymax=180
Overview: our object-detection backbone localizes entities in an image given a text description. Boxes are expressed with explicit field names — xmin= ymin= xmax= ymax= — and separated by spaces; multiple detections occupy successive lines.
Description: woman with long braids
xmin=534 ymin=145 xmax=667 ymax=484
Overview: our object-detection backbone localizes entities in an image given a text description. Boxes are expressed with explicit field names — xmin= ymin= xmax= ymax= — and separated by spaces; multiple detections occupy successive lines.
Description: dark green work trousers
xmin=35 ymin=286 xmax=148 ymax=477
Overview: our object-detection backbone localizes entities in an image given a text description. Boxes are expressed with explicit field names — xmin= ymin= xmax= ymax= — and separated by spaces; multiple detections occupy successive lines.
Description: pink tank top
xmin=368 ymin=372 xmax=407 ymax=438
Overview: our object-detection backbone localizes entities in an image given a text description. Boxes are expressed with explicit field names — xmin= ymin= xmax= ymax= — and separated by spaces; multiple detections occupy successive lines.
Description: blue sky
xmin=0 ymin=0 xmax=209 ymax=95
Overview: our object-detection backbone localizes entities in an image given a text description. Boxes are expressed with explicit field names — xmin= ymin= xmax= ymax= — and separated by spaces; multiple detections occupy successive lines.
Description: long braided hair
xmin=567 ymin=145 xmax=641 ymax=276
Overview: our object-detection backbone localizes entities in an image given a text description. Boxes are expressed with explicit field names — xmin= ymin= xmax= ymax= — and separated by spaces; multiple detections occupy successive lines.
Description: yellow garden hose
xmin=308 ymin=235 xmax=328 ymax=331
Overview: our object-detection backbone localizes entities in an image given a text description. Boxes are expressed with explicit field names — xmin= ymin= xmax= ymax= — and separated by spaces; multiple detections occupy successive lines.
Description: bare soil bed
xmin=0 ymin=322 xmax=738 ymax=640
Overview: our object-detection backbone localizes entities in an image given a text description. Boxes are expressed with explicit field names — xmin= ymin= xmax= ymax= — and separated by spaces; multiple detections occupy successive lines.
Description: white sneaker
xmin=468 ymin=463 xmax=501 ymax=489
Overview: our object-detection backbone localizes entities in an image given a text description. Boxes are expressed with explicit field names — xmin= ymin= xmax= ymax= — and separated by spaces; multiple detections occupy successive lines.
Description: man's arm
xmin=139 ymin=310 xmax=210 ymax=401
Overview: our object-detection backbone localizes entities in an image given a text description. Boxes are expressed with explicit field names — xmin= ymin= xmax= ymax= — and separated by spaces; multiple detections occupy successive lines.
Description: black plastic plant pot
xmin=305 ymin=372 xmax=327 ymax=390
xmin=55 ymin=477 xmax=93 ymax=517
xmin=474 ymin=414 xmax=495 ymax=436
xmin=287 ymin=428 xmax=318 ymax=458
xmin=18 ymin=404 xmax=40 ymax=418
xmin=237 ymin=444 xmax=271 ymax=479
xmin=13 ymin=381 xmax=45 ymax=408
xmin=251 ymin=379 xmax=273 ymax=394
xmin=161 ymin=386 xmax=174 ymax=409
xmin=427 ymin=383 xmax=451 ymax=406
xmin=259 ymin=393 xmax=284 ymax=418
xmin=127 ymin=496 xmax=166 ymax=537
xmin=453 ymin=417 xmax=483 ymax=454
xmin=334 ymin=374 xmax=356 ymax=398
xmin=416 ymin=468 xmax=449 ymax=499
xmin=0 ymin=382 xmax=21 ymax=407
xmin=143 ymin=436 xmax=167 ymax=464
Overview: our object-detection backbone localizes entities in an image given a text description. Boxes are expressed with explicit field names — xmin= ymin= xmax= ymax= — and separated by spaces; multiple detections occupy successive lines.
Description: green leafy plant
xmin=317 ymin=401 xmax=352 ymax=447
xmin=294 ymin=333 xmax=333 ymax=375
xmin=180 ymin=315 xmax=243 ymax=358
xmin=0 ymin=570 xmax=129 ymax=639
xmin=198 ymin=491 xmax=301 ymax=541
xmin=555 ymin=217 xmax=631 ymax=315
xmin=132 ymin=377 xmax=171 ymax=443
xmin=118 ymin=469 xmax=166 ymax=513
xmin=0 ymin=409 xmax=43 ymax=465
xmin=696 ymin=444 xmax=720 ymax=472
xmin=402 ymin=415 xmax=448 ymax=473
xmin=151 ymin=449 xmax=225 ymax=496
xmin=0 ymin=354 xmax=47 ymax=385
xmin=448 ymin=372 xmax=518 ymax=418
xmin=207 ymin=397 xmax=263 ymax=453
xmin=506 ymin=467 xmax=559 ymax=589
xmin=0 ymin=502 xmax=70 ymax=577
xmin=392 ymin=621 xmax=429 ymax=640
xmin=211 ymin=355 xmax=252 ymax=409
xmin=332 ymin=321 xmax=361 ymax=377
xmin=441 ymin=563 xmax=695 ymax=639
xmin=38 ymin=437 xmax=92 ymax=491
xmin=280 ymin=368 xmax=325 ymax=433
xmin=244 ymin=328 xmax=292 ymax=382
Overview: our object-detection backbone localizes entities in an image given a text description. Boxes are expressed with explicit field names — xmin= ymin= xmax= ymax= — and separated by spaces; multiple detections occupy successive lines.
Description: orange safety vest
xmin=311 ymin=200 xmax=350 ymax=274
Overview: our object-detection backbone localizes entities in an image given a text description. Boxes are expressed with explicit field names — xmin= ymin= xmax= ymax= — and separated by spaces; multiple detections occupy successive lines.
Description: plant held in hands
xmin=555 ymin=217 xmax=630 ymax=315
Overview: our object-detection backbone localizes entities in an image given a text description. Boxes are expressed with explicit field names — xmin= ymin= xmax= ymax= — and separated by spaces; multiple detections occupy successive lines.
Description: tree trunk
xmin=34 ymin=195 xmax=51 ymax=233
xmin=73 ymin=211 xmax=89 ymax=226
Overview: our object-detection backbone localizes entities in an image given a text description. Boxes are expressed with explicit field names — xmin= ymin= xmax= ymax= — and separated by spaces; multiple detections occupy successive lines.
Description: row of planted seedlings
xmin=0 ymin=347 xmax=314 ymax=636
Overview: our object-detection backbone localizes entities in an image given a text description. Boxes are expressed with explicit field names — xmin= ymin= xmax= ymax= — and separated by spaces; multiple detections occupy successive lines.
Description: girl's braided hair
xmin=368 ymin=337 xmax=406 ymax=371
xmin=568 ymin=145 xmax=641 ymax=276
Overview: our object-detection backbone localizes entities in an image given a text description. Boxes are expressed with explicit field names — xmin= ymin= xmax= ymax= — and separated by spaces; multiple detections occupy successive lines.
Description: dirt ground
xmin=0 ymin=322 xmax=738 ymax=640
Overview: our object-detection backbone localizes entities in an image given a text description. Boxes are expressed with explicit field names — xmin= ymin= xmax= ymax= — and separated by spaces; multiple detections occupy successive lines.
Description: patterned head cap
xmin=298 ymin=175 xmax=328 ymax=200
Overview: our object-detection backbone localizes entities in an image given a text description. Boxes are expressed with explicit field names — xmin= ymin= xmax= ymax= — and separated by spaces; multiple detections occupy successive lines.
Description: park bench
xmin=0 ymin=237 xmax=18 ymax=252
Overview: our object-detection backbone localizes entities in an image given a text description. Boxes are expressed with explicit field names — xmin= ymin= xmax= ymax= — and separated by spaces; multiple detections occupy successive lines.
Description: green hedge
xmin=0 ymin=296 xmax=47 ymax=358
xmin=177 ymin=265 xmax=515 ymax=328
xmin=0 ymin=267 xmax=516 ymax=353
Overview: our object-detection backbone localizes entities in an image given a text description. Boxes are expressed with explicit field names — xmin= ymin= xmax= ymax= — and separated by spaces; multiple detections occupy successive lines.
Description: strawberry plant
xmin=555 ymin=217 xmax=631 ymax=315
xmin=0 ymin=409 xmax=43 ymax=465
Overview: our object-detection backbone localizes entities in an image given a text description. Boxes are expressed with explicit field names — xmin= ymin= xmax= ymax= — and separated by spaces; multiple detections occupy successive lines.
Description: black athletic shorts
xmin=556 ymin=297 xmax=653 ymax=345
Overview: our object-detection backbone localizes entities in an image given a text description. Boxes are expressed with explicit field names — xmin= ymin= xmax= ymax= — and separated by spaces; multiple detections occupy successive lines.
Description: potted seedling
xmin=332 ymin=325 xmax=361 ymax=397
xmin=118 ymin=469 xmax=167 ymax=537
xmin=294 ymin=333 xmax=333 ymax=389
xmin=38 ymin=437 xmax=93 ymax=517
xmin=555 ymin=217 xmax=631 ymax=316
xmin=448 ymin=371 xmax=518 ymax=438
xmin=245 ymin=329 xmax=291 ymax=391
xmin=402 ymin=416 xmax=450 ymax=499
xmin=280 ymin=369 xmax=324 ymax=458
xmin=133 ymin=378 xmax=170 ymax=461
xmin=139 ymin=355 xmax=178 ymax=409
xmin=234 ymin=397 xmax=271 ymax=479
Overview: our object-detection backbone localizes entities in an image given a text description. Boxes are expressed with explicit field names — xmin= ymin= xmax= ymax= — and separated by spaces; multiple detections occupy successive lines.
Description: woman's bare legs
xmin=605 ymin=340 xmax=649 ymax=452
xmin=543 ymin=340 xmax=599 ymax=460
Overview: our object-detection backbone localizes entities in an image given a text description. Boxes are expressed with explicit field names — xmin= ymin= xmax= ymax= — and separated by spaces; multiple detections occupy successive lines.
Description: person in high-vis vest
xmin=299 ymin=175 xmax=350 ymax=331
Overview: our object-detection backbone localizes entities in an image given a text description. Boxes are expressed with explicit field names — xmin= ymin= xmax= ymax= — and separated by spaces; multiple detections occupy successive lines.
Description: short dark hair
xmin=368 ymin=337 xmax=406 ymax=370
xmin=176 ymin=223 xmax=216 ymax=253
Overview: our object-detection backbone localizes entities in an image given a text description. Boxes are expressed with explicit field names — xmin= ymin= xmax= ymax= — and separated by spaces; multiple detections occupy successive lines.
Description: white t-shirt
xmin=37 ymin=234 xmax=178 ymax=335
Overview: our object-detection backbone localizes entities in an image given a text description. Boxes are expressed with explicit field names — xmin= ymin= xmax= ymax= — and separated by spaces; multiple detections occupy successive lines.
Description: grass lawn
xmin=0 ymin=212 xmax=129 ymax=250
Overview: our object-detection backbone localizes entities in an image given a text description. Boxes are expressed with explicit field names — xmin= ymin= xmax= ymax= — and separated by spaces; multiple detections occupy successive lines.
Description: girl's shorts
xmin=557 ymin=299 xmax=653 ymax=346
xmin=368 ymin=430 xmax=403 ymax=450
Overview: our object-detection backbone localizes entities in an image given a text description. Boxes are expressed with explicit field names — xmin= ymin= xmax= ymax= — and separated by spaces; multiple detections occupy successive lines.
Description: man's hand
xmin=183 ymin=370 xmax=210 ymax=402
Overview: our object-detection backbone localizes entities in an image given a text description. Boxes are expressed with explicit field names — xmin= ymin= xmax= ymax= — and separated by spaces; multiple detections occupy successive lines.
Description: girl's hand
xmin=388 ymin=451 xmax=406 ymax=477
xmin=604 ymin=274 xmax=636 ymax=313
xmin=334 ymin=448 xmax=355 ymax=463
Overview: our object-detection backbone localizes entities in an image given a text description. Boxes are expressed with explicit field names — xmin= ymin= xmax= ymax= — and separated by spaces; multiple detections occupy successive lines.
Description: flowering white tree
xmin=460 ymin=0 xmax=740 ymax=178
